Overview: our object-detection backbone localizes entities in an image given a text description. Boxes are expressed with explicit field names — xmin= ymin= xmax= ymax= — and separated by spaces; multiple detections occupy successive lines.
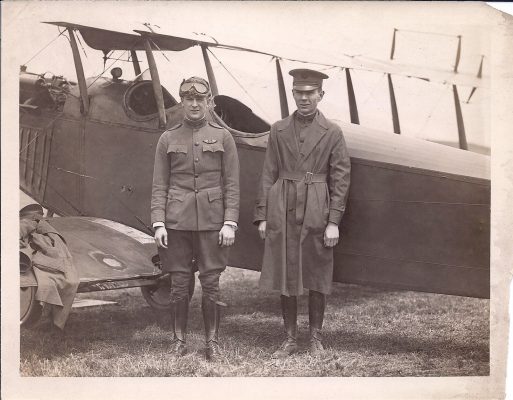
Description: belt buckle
xmin=304 ymin=172 xmax=313 ymax=185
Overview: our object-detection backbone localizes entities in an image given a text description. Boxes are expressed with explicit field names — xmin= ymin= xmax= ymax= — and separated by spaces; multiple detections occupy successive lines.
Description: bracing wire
xmin=19 ymin=130 xmax=47 ymax=155
xmin=19 ymin=148 xmax=84 ymax=216
xmin=23 ymin=30 xmax=66 ymax=66
xmin=359 ymin=72 xmax=387 ymax=108
xmin=20 ymin=153 xmax=153 ymax=231
xmin=149 ymin=39 xmax=170 ymax=62
xmin=207 ymin=48 xmax=271 ymax=120
xmin=19 ymin=115 xmax=61 ymax=154
xmin=214 ymin=41 xmax=482 ymax=89
xmin=20 ymin=150 xmax=153 ymax=232
xmin=75 ymin=31 xmax=88 ymax=59
xmin=396 ymin=28 xmax=459 ymax=38
xmin=87 ymin=50 xmax=129 ymax=88
xmin=60 ymin=27 xmax=72 ymax=45
xmin=415 ymin=84 xmax=451 ymax=139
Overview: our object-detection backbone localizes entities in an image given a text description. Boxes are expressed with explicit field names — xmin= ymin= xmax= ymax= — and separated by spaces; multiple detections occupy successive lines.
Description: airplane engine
xmin=20 ymin=70 xmax=70 ymax=112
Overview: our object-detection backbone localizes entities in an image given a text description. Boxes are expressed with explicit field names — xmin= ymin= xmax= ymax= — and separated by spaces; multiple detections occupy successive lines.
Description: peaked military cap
xmin=20 ymin=203 xmax=44 ymax=219
xmin=289 ymin=69 xmax=329 ymax=90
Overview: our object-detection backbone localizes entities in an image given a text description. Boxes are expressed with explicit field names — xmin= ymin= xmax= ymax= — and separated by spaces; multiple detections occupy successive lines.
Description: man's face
xmin=182 ymin=95 xmax=209 ymax=121
xmin=292 ymin=88 xmax=324 ymax=115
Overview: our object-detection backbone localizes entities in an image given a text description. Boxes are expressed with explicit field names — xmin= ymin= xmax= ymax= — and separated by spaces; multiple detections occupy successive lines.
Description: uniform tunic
xmin=254 ymin=111 xmax=351 ymax=295
xmin=151 ymin=118 xmax=240 ymax=278
xmin=151 ymin=118 xmax=240 ymax=231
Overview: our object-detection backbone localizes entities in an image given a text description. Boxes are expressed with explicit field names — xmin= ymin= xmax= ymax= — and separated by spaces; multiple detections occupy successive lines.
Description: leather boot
xmin=272 ymin=295 xmax=298 ymax=359
xmin=170 ymin=295 xmax=188 ymax=356
xmin=309 ymin=290 xmax=326 ymax=354
xmin=202 ymin=296 xmax=222 ymax=361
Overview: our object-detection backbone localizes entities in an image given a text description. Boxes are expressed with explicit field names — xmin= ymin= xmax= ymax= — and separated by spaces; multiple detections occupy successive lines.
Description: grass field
xmin=20 ymin=267 xmax=489 ymax=377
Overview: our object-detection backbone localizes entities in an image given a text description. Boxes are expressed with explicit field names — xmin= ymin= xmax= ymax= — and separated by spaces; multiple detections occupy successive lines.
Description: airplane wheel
xmin=141 ymin=279 xmax=173 ymax=311
xmin=141 ymin=274 xmax=195 ymax=310
xmin=20 ymin=286 xmax=42 ymax=327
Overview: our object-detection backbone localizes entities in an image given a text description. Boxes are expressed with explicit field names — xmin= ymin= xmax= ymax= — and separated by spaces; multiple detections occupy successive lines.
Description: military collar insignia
xmin=203 ymin=138 xmax=218 ymax=144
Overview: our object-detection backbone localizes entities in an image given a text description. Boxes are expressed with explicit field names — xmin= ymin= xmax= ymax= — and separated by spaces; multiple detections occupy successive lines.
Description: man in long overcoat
xmin=254 ymin=69 xmax=351 ymax=358
xmin=152 ymin=76 xmax=240 ymax=361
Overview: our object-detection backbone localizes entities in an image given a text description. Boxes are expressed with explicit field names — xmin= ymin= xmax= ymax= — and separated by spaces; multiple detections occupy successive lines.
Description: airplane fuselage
xmin=20 ymin=74 xmax=490 ymax=298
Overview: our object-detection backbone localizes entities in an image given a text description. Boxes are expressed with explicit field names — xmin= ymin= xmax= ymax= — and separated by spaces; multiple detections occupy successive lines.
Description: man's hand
xmin=219 ymin=224 xmax=236 ymax=247
xmin=154 ymin=226 xmax=168 ymax=248
xmin=324 ymin=222 xmax=339 ymax=248
xmin=258 ymin=220 xmax=267 ymax=240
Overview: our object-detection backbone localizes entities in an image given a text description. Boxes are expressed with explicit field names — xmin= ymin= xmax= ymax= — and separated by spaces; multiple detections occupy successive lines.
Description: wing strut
xmin=345 ymin=68 xmax=359 ymax=124
xmin=143 ymin=39 xmax=167 ymax=129
xmin=201 ymin=45 xmax=219 ymax=96
xmin=387 ymin=74 xmax=401 ymax=134
xmin=390 ymin=28 xmax=397 ymax=60
xmin=130 ymin=50 xmax=142 ymax=75
xmin=454 ymin=36 xmax=462 ymax=73
xmin=465 ymin=55 xmax=484 ymax=103
xmin=68 ymin=28 xmax=89 ymax=115
xmin=452 ymin=85 xmax=468 ymax=150
xmin=275 ymin=58 xmax=289 ymax=118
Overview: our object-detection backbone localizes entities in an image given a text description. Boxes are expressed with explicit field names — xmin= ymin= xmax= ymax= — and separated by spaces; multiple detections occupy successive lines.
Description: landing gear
xmin=20 ymin=285 xmax=42 ymax=327
xmin=141 ymin=273 xmax=195 ymax=311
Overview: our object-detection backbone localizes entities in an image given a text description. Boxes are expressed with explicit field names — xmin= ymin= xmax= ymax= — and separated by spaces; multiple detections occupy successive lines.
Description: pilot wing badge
xmin=203 ymin=138 xmax=218 ymax=144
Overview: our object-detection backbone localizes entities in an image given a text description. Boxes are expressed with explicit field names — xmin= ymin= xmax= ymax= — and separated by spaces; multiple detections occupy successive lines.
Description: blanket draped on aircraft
xmin=20 ymin=217 xmax=79 ymax=329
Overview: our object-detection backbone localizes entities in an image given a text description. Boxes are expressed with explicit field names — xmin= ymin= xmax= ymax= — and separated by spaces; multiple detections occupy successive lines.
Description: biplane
xmin=19 ymin=22 xmax=490 ymax=327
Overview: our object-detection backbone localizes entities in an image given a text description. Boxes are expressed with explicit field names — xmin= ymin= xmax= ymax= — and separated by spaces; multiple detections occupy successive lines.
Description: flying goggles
xmin=179 ymin=80 xmax=210 ymax=97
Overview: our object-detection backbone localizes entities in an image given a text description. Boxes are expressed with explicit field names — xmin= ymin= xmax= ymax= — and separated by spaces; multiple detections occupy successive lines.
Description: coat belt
xmin=279 ymin=171 xmax=327 ymax=225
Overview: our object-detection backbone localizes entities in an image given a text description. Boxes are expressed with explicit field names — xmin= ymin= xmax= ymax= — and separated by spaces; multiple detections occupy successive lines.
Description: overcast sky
xmin=4 ymin=1 xmax=507 ymax=150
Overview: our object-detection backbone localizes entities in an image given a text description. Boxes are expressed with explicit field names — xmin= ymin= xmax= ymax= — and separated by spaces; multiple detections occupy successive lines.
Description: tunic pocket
xmin=167 ymin=144 xmax=188 ymax=154
xmin=202 ymin=143 xmax=224 ymax=153
xmin=167 ymin=144 xmax=188 ymax=170
xmin=207 ymin=188 xmax=224 ymax=224
xmin=202 ymin=142 xmax=224 ymax=171
xmin=166 ymin=189 xmax=186 ymax=225
xmin=304 ymin=183 xmax=329 ymax=233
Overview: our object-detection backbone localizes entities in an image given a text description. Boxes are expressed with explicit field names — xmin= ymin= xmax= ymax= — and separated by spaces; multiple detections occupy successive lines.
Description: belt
xmin=279 ymin=171 xmax=327 ymax=184
xmin=279 ymin=171 xmax=327 ymax=224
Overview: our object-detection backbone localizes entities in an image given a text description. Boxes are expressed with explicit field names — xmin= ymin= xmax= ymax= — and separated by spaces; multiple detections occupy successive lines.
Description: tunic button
xmin=195 ymin=174 xmax=199 ymax=178
xmin=195 ymin=189 xmax=199 ymax=193
xmin=195 ymin=157 xmax=199 ymax=162
xmin=195 ymin=142 xmax=199 ymax=146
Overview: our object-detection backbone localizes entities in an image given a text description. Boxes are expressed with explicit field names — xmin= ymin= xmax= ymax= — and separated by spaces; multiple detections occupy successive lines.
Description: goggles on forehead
xmin=179 ymin=80 xmax=210 ymax=96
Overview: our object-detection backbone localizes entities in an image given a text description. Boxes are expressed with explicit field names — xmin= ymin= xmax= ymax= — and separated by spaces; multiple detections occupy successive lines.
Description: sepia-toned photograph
xmin=2 ymin=1 xmax=513 ymax=399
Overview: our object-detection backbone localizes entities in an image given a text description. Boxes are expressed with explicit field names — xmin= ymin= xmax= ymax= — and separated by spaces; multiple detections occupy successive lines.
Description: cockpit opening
xmin=212 ymin=95 xmax=270 ymax=135
xmin=124 ymin=81 xmax=178 ymax=121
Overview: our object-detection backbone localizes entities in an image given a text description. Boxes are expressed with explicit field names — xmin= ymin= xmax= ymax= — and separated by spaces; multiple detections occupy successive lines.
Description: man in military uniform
xmin=254 ymin=69 xmax=351 ymax=358
xmin=151 ymin=76 xmax=240 ymax=360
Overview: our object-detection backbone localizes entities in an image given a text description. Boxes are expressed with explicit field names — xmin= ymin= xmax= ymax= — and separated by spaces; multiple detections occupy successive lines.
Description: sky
xmin=4 ymin=1 xmax=506 ymax=151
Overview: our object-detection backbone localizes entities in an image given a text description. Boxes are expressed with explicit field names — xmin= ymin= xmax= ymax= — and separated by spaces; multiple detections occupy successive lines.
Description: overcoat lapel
xmin=276 ymin=115 xmax=299 ymax=162
xmin=296 ymin=112 xmax=329 ymax=167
